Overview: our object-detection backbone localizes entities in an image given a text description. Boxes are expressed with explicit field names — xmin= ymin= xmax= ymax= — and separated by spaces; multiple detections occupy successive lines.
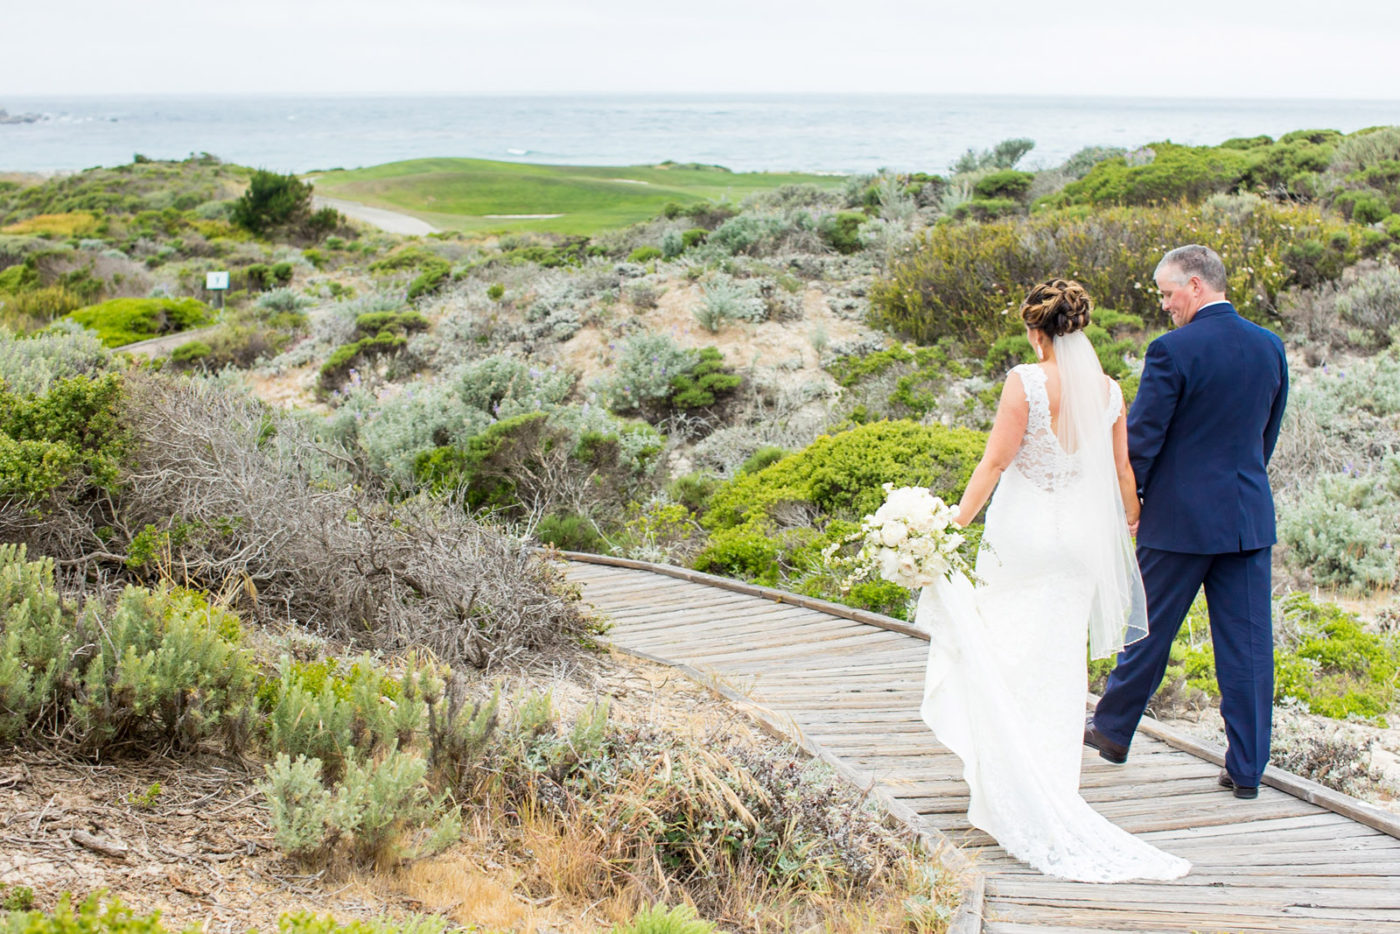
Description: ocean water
xmin=2 ymin=94 xmax=1398 ymax=176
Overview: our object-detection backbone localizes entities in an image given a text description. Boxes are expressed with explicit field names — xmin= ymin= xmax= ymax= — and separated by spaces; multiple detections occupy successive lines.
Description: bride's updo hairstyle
xmin=1020 ymin=278 xmax=1092 ymax=337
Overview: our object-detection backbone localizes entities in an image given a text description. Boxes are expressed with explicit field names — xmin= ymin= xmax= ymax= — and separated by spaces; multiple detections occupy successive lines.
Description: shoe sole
xmin=1218 ymin=775 xmax=1259 ymax=799
xmin=1096 ymin=747 xmax=1127 ymax=765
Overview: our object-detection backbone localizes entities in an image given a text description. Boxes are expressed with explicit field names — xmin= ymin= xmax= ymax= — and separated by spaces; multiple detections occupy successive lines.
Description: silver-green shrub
xmin=0 ymin=546 xmax=71 ymax=742
xmin=0 ymin=322 xmax=109 ymax=394
xmin=338 ymin=381 xmax=492 ymax=487
xmin=455 ymin=354 xmax=575 ymax=416
xmin=257 ymin=287 xmax=313 ymax=314
xmin=696 ymin=274 xmax=765 ymax=332
xmin=0 ymin=543 xmax=256 ymax=752
xmin=1278 ymin=456 xmax=1400 ymax=590
xmin=266 ymin=653 xmax=427 ymax=781
xmin=69 ymin=585 xmax=257 ymax=753
xmin=263 ymin=747 xmax=461 ymax=868
xmin=263 ymin=753 xmax=334 ymax=859
xmin=1335 ymin=262 xmax=1400 ymax=348
xmin=597 ymin=333 xmax=698 ymax=412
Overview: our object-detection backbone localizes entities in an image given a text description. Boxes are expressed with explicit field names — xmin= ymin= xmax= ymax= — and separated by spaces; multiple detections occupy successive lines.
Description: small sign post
xmin=205 ymin=271 xmax=229 ymax=310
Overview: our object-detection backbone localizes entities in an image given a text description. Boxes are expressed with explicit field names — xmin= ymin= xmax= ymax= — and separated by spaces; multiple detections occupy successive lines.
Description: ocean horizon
xmin=2 ymin=93 xmax=1398 ymax=176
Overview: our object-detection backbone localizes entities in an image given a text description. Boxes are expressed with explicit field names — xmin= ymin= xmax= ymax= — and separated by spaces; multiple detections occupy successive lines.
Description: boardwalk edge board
xmin=559 ymin=550 xmax=1400 ymax=843
xmin=1089 ymin=693 xmax=1400 ymax=841
xmin=555 ymin=550 xmax=929 ymax=639
xmin=608 ymin=642 xmax=985 ymax=934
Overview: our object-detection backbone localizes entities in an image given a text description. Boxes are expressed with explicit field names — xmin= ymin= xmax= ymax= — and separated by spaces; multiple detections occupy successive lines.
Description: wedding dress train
xmin=918 ymin=361 xmax=1190 ymax=883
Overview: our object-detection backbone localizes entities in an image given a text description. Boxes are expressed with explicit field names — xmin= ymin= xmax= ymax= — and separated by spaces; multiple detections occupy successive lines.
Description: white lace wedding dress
xmin=917 ymin=362 xmax=1190 ymax=883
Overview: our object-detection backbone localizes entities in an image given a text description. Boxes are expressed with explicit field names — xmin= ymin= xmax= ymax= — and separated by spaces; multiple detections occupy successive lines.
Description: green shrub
xmin=535 ymin=512 xmax=607 ymax=552
xmin=368 ymin=247 xmax=445 ymax=273
xmin=486 ymin=282 xmax=505 ymax=301
xmin=871 ymin=201 xmax=1345 ymax=347
xmin=2 ymin=896 xmax=449 ymax=934
xmin=1274 ymin=593 xmax=1399 ymax=725
xmin=230 ymin=169 xmax=328 ymax=239
xmin=667 ymin=472 xmax=720 ymax=515
xmin=1047 ymin=142 xmax=1255 ymax=206
xmin=974 ymin=170 xmax=1034 ymax=201
xmin=669 ymin=347 xmax=741 ymax=409
xmin=681 ymin=227 xmax=709 ymax=249
xmin=828 ymin=342 xmax=972 ymax=422
xmin=406 ymin=259 xmax=451 ymax=302
xmin=738 ymin=445 xmax=787 ymax=475
xmin=240 ymin=262 xmax=294 ymax=291
xmin=628 ymin=245 xmax=663 ymax=263
xmin=0 ymin=545 xmax=256 ymax=753
xmin=0 ymin=882 xmax=34 ymax=911
xmin=0 ymin=371 xmax=126 ymax=500
xmin=1335 ymin=189 xmax=1391 ymax=224
xmin=318 ymin=332 xmax=407 ymax=394
xmin=610 ymin=904 xmax=716 ymax=934
xmin=0 ymin=263 xmax=39 ymax=294
xmin=818 ymin=212 xmax=868 ymax=254
xmin=2 ymin=895 xmax=169 ymax=934
xmin=67 ymin=297 xmax=211 ymax=348
xmin=985 ymin=333 xmax=1035 ymax=376
xmin=353 ymin=311 xmax=428 ymax=337
xmin=168 ymin=340 xmax=210 ymax=367
xmin=695 ymin=421 xmax=984 ymax=611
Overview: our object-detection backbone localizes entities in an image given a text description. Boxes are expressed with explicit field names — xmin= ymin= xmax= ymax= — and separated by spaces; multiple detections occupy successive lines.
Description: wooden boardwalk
xmin=562 ymin=554 xmax=1400 ymax=934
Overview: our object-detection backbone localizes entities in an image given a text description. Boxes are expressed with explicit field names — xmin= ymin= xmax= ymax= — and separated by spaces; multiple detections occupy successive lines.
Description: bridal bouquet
xmin=825 ymin=484 xmax=973 ymax=590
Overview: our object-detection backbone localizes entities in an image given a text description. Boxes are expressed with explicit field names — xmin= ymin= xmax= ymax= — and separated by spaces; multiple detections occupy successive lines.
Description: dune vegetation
xmin=2 ymin=124 xmax=1400 ymax=930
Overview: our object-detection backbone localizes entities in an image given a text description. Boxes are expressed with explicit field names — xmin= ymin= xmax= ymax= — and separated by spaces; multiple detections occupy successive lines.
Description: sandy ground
xmin=0 ymin=649 xmax=776 ymax=933
xmin=313 ymin=196 xmax=438 ymax=236
xmin=557 ymin=280 xmax=873 ymax=390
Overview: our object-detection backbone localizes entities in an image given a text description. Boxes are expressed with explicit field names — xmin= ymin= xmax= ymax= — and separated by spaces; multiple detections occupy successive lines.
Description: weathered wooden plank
xmin=986 ymin=877 xmax=1400 ymax=910
xmin=573 ymin=558 xmax=1400 ymax=934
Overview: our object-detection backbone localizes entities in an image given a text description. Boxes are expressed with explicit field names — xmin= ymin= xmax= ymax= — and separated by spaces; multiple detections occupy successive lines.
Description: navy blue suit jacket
xmin=1128 ymin=302 xmax=1288 ymax=554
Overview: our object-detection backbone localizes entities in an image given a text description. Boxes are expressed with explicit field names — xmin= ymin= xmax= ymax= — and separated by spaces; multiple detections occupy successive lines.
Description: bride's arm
xmin=1113 ymin=397 xmax=1140 ymax=532
xmin=952 ymin=371 xmax=1027 ymax=528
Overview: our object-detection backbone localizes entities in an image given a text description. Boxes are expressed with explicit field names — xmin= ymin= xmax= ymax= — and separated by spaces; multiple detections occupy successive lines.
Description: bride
xmin=917 ymin=279 xmax=1190 ymax=882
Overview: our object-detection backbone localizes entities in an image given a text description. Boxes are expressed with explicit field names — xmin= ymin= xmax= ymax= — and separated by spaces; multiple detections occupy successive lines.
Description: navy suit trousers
xmin=1094 ymin=546 xmax=1274 ymax=786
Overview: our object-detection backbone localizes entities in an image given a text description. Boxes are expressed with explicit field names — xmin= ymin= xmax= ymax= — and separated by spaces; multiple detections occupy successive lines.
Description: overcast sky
xmin=5 ymin=0 xmax=1400 ymax=99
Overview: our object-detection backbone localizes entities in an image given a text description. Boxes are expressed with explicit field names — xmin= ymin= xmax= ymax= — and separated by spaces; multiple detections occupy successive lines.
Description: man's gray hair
xmin=1156 ymin=244 xmax=1227 ymax=293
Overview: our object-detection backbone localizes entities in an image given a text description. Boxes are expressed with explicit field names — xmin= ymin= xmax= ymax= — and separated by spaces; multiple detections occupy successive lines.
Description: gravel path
xmin=313 ymin=195 xmax=438 ymax=235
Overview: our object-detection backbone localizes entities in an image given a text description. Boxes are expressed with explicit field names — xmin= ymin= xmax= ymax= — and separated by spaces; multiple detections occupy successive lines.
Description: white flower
xmin=879 ymin=520 xmax=909 ymax=547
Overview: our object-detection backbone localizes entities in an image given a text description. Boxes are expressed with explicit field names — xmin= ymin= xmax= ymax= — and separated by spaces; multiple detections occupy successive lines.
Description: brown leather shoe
xmin=1218 ymin=768 xmax=1259 ymax=799
xmin=1083 ymin=716 xmax=1128 ymax=764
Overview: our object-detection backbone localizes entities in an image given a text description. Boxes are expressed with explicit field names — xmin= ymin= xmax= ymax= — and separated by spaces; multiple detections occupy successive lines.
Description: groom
xmin=1085 ymin=244 xmax=1288 ymax=799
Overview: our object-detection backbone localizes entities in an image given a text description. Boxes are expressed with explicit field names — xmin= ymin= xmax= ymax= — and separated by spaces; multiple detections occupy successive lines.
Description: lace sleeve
xmin=1105 ymin=378 xmax=1124 ymax=429
xmin=1013 ymin=365 xmax=1050 ymax=436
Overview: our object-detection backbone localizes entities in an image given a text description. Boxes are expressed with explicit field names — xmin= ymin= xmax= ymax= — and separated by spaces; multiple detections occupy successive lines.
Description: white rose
xmin=880 ymin=520 xmax=909 ymax=547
